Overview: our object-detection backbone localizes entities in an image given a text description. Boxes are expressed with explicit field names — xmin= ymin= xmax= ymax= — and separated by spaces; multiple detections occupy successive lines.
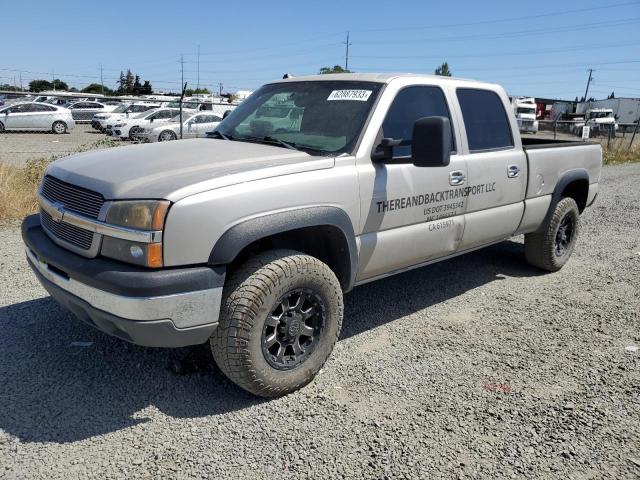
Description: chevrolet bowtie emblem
xmin=51 ymin=202 xmax=65 ymax=223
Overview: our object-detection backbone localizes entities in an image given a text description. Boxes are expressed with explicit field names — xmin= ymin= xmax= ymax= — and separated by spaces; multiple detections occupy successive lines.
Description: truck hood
xmin=46 ymin=138 xmax=335 ymax=202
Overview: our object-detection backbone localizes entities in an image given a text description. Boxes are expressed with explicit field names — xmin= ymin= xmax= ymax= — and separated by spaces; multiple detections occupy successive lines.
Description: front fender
xmin=209 ymin=206 xmax=358 ymax=290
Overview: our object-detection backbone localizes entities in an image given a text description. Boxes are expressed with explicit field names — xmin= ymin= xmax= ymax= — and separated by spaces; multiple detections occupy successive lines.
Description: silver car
xmin=67 ymin=101 xmax=117 ymax=123
xmin=138 ymin=112 xmax=221 ymax=142
xmin=0 ymin=102 xmax=75 ymax=134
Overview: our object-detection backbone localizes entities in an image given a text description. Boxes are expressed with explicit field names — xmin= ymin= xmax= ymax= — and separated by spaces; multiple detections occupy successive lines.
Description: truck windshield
xmin=589 ymin=112 xmax=612 ymax=118
xmin=215 ymin=81 xmax=383 ymax=155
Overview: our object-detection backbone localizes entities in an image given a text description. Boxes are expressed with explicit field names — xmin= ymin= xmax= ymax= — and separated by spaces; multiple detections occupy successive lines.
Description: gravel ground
xmin=0 ymin=126 xmax=113 ymax=166
xmin=0 ymin=164 xmax=639 ymax=479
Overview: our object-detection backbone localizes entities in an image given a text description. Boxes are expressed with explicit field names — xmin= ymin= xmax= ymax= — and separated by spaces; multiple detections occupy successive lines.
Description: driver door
xmin=356 ymin=85 xmax=468 ymax=281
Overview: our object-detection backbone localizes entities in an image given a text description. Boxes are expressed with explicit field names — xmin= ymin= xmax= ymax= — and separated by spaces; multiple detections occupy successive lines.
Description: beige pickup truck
xmin=22 ymin=73 xmax=602 ymax=397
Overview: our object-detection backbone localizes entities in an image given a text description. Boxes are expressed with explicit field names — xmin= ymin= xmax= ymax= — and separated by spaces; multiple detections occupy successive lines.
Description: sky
xmin=1 ymin=0 xmax=639 ymax=99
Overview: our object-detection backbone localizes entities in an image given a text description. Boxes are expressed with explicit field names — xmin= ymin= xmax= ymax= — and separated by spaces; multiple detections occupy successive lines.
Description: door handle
xmin=507 ymin=165 xmax=520 ymax=178
xmin=449 ymin=170 xmax=466 ymax=186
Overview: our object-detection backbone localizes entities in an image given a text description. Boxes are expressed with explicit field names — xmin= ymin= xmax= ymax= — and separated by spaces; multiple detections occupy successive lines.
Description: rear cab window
xmin=456 ymin=88 xmax=513 ymax=152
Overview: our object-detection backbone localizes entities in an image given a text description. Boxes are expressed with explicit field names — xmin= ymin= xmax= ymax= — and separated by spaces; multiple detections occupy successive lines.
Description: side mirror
xmin=411 ymin=116 xmax=452 ymax=168
xmin=149 ymin=118 xmax=154 ymax=123
xmin=371 ymin=137 xmax=404 ymax=162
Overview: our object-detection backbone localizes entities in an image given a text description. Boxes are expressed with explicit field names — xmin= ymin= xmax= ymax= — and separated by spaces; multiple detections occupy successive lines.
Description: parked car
xmin=0 ymin=102 xmax=75 ymax=133
xmin=137 ymin=112 xmax=222 ymax=142
xmin=22 ymin=73 xmax=602 ymax=397
xmin=66 ymin=101 xmax=117 ymax=123
xmin=92 ymin=103 xmax=160 ymax=131
xmin=109 ymin=108 xmax=182 ymax=140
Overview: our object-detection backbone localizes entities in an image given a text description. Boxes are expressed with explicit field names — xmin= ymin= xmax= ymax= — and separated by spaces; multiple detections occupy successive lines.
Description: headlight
xmin=106 ymin=200 xmax=169 ymax=230
xmin=101 ymin=200 xmax=169 ymax=268
xmin=114 ymin=123 xmax=126 ymax=128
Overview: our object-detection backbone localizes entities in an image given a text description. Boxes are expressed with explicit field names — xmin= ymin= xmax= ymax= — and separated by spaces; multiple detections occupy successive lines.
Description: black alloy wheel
xmin=262 ymin=288 xmax=326 ymax=370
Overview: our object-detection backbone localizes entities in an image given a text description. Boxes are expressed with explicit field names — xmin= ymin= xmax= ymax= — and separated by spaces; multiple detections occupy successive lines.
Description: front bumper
xmin=22 ymin=215 xmax=225 ymax=347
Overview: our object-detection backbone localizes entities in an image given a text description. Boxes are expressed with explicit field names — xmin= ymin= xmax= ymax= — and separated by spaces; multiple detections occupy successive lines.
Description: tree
xmin=319 ymin=65 xmax=351 ymax=74
xmin=185 ymin=87 xmax=210 ymax=96
xmin=116 ymin=69 xmax=152 ymax=95
xmin=0 ymin=84 xmax=21 ymax=92
xmin=140 ymin=80 xmax=153 ymax=95
xmin=52 ymin=79 xmax=68 ymax=90
xmin=435 ymin=62 xmax=452 ymax=77
xmin=607 ymin=91 xmax=615 ymax=99
xmin=132 ymin=75 xmax=142 ymax=94
xmin=82 ymin=83 xmax=113 ymax=95
xmin=28 ymin=79 xmax=53 ymax=92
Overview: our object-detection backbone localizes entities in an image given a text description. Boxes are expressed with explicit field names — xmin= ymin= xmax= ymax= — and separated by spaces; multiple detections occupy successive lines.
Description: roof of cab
xmin=271 ymin=72 xmax=488 ymax=85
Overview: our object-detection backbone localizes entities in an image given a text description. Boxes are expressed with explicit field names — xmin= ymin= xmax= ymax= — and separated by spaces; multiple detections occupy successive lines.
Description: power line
xmin=349 ymin=0 xmax=640 ymax=33
xmin=354 ymin=17 xmax=640 ymax=46
xmin=351 ymin=41 xmax=640 ymax=60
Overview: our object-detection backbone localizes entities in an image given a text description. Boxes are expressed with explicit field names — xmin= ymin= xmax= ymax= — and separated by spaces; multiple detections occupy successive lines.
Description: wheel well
xmin=560 ymin=179 xmax=589 ymax=212
xmin=227 ymin=225 xmax=352 ymax=291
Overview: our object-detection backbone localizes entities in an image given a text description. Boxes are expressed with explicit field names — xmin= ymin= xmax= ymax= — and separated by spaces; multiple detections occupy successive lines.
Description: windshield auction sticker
xmin=327 ymin=90 xmax=372 ymax=101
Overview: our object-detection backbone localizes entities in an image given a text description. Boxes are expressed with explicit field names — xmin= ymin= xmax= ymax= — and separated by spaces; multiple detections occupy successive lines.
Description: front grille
xmin=41 ymin=175 xmax=104 ymax=219
xmin=41 ymin=209 xmax=94 ymax=250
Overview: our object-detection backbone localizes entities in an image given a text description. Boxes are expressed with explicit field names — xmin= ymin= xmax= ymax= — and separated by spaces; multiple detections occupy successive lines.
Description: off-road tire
xmin=52 ymin=121 xmax=67 ymax=134
xmin=525 ymin=197 xmax=580 ymax=272
xmin=211 ymin=250 xmax=343 ymax=398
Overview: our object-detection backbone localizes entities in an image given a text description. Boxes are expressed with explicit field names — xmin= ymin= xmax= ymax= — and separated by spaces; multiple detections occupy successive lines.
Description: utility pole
xmin=180 ymin=55 xmax=185 ymax=139
xmin=19 ymin=71 xmax=23 ymax=91
xmin=343 ymin=31 xmax=352 ymax=71
xmin=52 ymin=69 xmax=55 ymax=91
xmin=100 ymin=64 xmax=104 ymax=95
xmin=218 ymin=82 xmax=223 ymax=97
xmin=583 ymin=69 xmax=593 ymax=102
xmin=196 ymin=44 xmax=200 ymax=92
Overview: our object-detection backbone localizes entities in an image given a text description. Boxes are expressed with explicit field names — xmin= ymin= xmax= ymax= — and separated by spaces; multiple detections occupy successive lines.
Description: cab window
xmin=456 ymin=88 xmax=513 ymax=152
xmin=382 ymin=86 xmax=455 ymax=158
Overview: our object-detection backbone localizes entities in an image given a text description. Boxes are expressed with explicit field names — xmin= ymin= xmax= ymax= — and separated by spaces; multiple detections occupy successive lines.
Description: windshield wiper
xmin=262 ymin=136 xmax=298 ymax=151
xmin=207 ymin=130 xmax=233 ymax=140
xmin=233 ymin=135 xmax=331 ymax=156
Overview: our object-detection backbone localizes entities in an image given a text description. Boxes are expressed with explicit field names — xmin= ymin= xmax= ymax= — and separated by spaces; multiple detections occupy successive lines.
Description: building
xmin=576 ymin=97 xmax=640 ymax=125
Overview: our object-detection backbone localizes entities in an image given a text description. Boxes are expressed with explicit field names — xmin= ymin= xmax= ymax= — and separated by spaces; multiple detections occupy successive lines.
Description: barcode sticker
xmin=327 ymin=90 xmax=372 ymax=101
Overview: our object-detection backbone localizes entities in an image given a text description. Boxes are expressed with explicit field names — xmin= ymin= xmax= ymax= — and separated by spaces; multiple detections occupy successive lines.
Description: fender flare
xmin=538 ymin=168 xmax=589 ymax=231
xmin=208 ymin=206 xmax=358 ymax=291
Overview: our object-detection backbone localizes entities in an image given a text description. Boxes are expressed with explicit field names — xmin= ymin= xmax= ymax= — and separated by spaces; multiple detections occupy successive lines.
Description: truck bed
xmin=522 ymin=137 xmax=596 ymax=150
xmin=522 ymin=138 xmax=602 ymax=202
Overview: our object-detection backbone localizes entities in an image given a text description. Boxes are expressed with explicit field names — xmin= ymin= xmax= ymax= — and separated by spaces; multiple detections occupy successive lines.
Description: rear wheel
xmin=52 ymin=121 xmax=67 ymax=134
xmin=211 ymin=250 xmax=343 ymax=397
xmin=525 ymin=197 xmax=580 ymax=272
xmin=158 ymin=130 xmax=177 ymax=142
xmin=0 ymin=121 xmax=4 ymax=133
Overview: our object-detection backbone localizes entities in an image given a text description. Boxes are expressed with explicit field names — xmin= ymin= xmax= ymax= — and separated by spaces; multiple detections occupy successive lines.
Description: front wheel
xmin=0 ymin=121 xmax=4 ymax=133
xmin=52 ymin=121 xmax=67 ymax=134
xmin=525 ymin=197 xmax=580 ymax=272
xmin=128 ymin=126 xmax=139 ymax=140
xmin=158 ymin=130 xmax=177 ymax=142
xmin=211 ymin=250 xmax=344 ymax=398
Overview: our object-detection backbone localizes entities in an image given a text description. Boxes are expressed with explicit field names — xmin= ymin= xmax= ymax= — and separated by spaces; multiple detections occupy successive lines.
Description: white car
xmin=0 ymin=102 xmax=75 ymax=134
xmin=67 ymin=101 xmax=119 ymax=123
xmin=137 ymin=112 xmax=222 ymax=142
xmin=92 ymin=103 xmax=159 ymax=131
xmin=110 ymin=108 xmax=182 ymax=140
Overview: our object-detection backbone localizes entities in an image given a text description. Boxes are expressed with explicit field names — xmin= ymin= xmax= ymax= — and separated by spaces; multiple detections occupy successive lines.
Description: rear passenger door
xmin=356 ymin=85 xmax=468 ymax=281
xmin=455 ymin=88 xmax=527 ymax=250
